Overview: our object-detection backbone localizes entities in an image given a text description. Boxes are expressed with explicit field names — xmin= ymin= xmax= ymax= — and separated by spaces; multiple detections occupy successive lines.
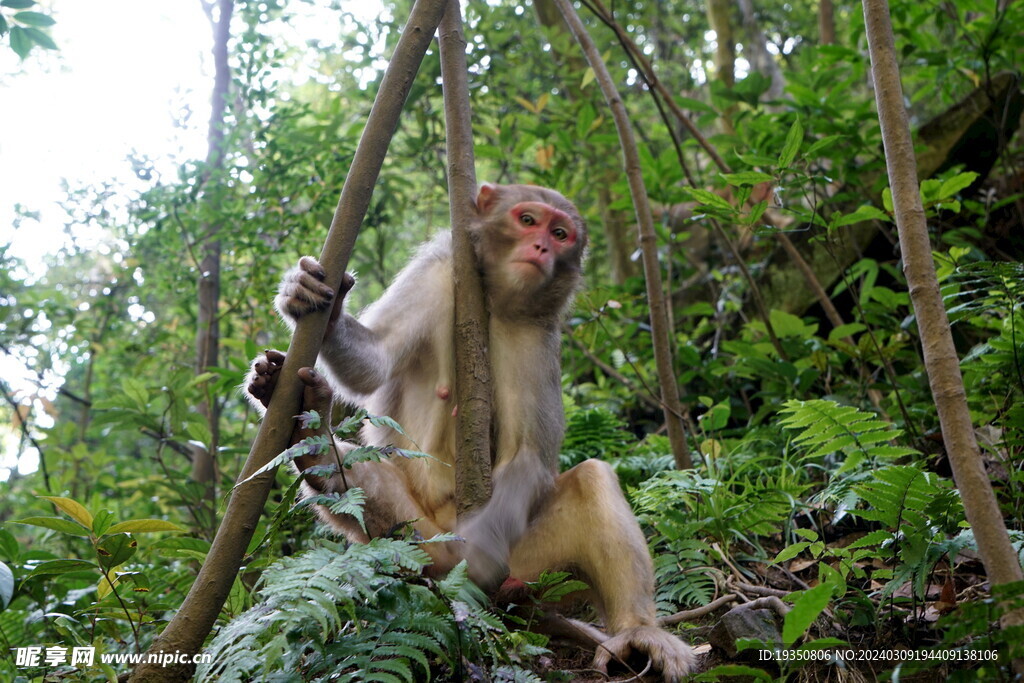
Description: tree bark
xmin=191 ymin=0 xmax=233 ymax=535
xmin=127 ymin=1 xmax=449 ymax=679
xmin=552 ymin=0 xmax=692 ymax=470
xmin=862 ymin=0 xmax=1024 ymax=639
xmin=439 ymin=0 xmax=492 ymax=515
xmin=706 ymin=0 xmax=736 ymax=133
xmin=819 ymin=0 xmax=836 ymax=45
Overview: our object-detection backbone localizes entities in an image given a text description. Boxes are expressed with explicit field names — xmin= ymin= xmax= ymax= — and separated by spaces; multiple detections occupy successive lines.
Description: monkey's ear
xmin=476 ymin=182 xmax=501 ymax=214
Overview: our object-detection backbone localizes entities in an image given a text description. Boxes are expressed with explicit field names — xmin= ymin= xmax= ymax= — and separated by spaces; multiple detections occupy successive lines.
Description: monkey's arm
xmin=459 ymin=450 xmax=556 ymax=589
xmin=320 ymin=243 xmax=453 ymax=396
xmin=276 ymin=241 xmax=453 ymax=398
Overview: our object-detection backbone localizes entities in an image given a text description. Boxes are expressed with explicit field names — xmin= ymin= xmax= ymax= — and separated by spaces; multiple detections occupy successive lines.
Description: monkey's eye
xmin=520 ymin=213 xmax=536 ymax=226
xmin=552 ymin=226 xmax=569 ymax=241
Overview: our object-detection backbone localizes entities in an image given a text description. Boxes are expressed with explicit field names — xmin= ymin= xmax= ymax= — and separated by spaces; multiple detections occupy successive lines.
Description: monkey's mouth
xmin=514 ymin=259 xmax=549 ymax=273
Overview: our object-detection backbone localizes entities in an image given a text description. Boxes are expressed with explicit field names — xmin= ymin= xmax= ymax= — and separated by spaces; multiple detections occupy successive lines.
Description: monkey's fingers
xmin=296 ymin=367 xmax=334 ymax=417
xmin=297 ymin=255 xmax=326 ymax=279
xmin=264 ymin=349 xmax=286 ymax=365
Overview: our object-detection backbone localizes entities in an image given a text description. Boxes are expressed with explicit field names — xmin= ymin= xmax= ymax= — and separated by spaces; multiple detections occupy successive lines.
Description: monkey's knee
xmin=560 ymin=458 xmax=622 ymax=504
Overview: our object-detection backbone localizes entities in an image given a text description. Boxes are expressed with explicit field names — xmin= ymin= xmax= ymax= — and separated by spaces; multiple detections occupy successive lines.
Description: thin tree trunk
xmin=862 ymin=0 xmax=1024 ymax=642
xmin=820 ymin=0 xmax=836 ymax=45
xmin=439 ymin=0 xmax=492 ymax=515
xmin=706 ymin=0 xmax=736 ymax=133
xmin=191 ymin=0 xmax=233 ymax=535
xmin=552 ymin=0 xmax=692 ymax=470
xmin=127 ymin=1 xmax=449 ymax=679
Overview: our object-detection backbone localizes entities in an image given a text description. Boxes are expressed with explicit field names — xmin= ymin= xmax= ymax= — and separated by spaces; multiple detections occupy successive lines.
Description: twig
xmin=659 ymin=593 xmax=738 ymax=626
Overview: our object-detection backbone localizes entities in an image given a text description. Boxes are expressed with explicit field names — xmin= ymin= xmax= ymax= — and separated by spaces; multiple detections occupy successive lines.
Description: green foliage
xmin=779 ymin=399 xmax=918 ymax=473
xmin=199 ymin=540 xmax=546 ymax=682
xmin=0 ymin=0 xmax=56 ymax=58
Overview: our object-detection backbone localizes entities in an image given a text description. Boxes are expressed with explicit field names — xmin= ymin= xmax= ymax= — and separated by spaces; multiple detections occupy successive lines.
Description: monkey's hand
xmin=593 ymin=626 xmax=695 ymax=683
xmin=275 ymin=256 xmax=355 ymax=332
xmin=245 ymin=349 xmax=287 ymax=411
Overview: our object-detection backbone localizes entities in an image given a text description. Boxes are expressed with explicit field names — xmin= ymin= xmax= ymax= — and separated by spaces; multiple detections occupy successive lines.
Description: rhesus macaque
xmin=247 ymin=183 xmax=694 ymax=679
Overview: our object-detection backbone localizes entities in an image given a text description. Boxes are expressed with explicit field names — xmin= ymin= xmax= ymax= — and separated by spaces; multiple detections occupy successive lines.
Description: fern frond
xmin=852 ymin=464 xmax=946 ymax=530
xmin=779 ymin=399 xmax=917 ymax=470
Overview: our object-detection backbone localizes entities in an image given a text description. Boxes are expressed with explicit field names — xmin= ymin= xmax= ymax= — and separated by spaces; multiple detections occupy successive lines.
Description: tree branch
xmin=439 ymin=0 xmax=493 ymax=515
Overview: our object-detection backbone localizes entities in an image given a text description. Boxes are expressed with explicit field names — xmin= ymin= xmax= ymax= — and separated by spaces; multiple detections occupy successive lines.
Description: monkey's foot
xmin=593 ymin=626 xmax=695 ymax=683
xmin=247 ymin=349 xmax=286 ymax=408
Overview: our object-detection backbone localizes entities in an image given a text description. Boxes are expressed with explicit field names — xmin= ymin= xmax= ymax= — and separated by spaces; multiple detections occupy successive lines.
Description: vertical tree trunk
xmin=820 ymin=0 xmax=836 ymax=45
xmin=440 ymin=0 xmax=493 ymax=514
xmin=706 ymin=0 xmax=736 ymax=133
xmin=190 ymin=0 xmax=234 ymax=532
xmin=552 ymin=0 xmax=692 ymax=470
xmin=862 ymin=0 xmax=1024 ymax=636
xmin=127 ymin=2 xmax=449 ymax=679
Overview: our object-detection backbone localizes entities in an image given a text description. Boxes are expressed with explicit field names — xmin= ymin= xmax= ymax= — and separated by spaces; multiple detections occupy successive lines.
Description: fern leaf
xmin=780 ymin=399 xmax=917 ymax=468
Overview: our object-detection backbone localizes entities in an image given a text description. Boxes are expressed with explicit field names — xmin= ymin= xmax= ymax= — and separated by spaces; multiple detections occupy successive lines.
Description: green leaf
xmin=122 ymin=377 xmax=149 ymax=407
xmin=92 ymin=509 xmax=115 ymax=536
xmin=24 ymin=559 xmax=98 ymax=580
xmin=804 ymin=135 xmax=844 ymax=157
xmin=778 ymin=118 xmax=803 ymax=169
xmin=40 ymin=496 xmax=93 ymax=529
xmin=105 ymin=519 xmax=184 ymax=535
xmin=827 ymin=322 xmax=866 ymax=342
xmin=882 ymin=187 xmax=894 ymax=213
xmin=937 ymin=172 xmax=978 ymax=199
xmin=674 ymin=95 xmax=717 ymax=114
xmin=783 ymin=581 xmax=833 ymax=644
xmin=0 ymin=529 xmax=19 ymax=560
xmin=9 ymin=25 xmax=30 ymax=58
xmin=13 ymin=10 xmax=53 ymax=26
xmin=0 ymin=562 xmax=13 ymax=608
xmin=96 ymin=534 xmax=138 ymax=569
xmin=773 ymin=541 xmax=811 ymax=563
xmin=834 ymin=204 xmax=889 ymax=227
xmin=687 ymin=187 xmax=733 ymax=212
xmin=722 ymin=171 xmax=774 ymax=186
xmin=1 ymin=0 xmax=36 ymax=8
xmin=580 ymin=67 xmax=595 ymax=89
xmin=10 ymin=516 xmax=92 ymax=536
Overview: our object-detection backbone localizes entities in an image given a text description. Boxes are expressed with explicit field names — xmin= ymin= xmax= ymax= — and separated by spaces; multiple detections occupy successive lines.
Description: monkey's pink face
xmin=506 ymin=201 xmax=580 ymax=279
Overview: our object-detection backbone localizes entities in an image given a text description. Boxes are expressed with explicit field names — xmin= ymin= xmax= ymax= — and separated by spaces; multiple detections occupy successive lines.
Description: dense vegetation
xmin=1 ymin=0 xmax=1023 ymax=680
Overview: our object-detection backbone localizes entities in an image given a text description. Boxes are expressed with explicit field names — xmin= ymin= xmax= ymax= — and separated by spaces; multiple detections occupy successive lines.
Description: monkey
xmin=246 ymin=183 xmax=695 ymax=680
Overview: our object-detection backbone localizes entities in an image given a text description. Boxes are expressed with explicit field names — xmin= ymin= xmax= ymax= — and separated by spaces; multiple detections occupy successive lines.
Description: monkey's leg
xmin=508 ymin=458 xmax=695 ymax=681
xmin=265 ymin=364 xmax=461 ymax=574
